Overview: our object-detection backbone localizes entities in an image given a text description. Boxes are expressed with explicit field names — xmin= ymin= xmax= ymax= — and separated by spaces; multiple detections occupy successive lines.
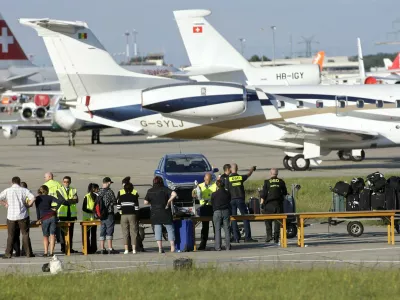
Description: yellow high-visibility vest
xmin=57 ymin=187 xmax=78 ymax=218
xmin=198 ymin=182 xmax=216 ymax=206
xmin=82 ymin=193 xmax=95 ymax=221
xmin=44 ymin=180 xmax=62 ymax=198
xmin=118 ymin=189 xmax=138 ymax=214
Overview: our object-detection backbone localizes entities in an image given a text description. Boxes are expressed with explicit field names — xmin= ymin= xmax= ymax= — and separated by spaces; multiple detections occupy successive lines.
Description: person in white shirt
xmin=0 ymin=176 xmax=35 ymax=258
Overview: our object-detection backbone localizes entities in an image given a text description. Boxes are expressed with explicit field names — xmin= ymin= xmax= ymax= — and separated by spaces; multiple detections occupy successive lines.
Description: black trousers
xmin=86 ymin=225 xmax=97 ymax=254
xmin=263 ymin=201 xmax=282 ymax=242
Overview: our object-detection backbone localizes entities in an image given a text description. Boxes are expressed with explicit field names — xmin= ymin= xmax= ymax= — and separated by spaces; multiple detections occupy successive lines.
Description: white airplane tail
xmin=0 ymin=13 xmax=33 ymax=68
xmin=384 ymin=58 xmax=393 ymax=69
xmin=174 ymin=10 xmax=251 ymax=71
xmin=357 ymin=38 xmax=366 ymax=83
xmin=20 ymin=18 xmax=169 ymax=100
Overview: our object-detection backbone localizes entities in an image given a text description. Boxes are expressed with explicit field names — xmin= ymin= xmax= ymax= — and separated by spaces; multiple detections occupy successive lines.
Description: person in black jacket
xmin=117 ymin=182 xmax=139 ymax=254
xmin=218 ymin=164 xmax=231 ymax=191
xmin=260 ymin=168 xmax=288 ymax=244
xmin=211 ymin=180 xmax=231 ymax=251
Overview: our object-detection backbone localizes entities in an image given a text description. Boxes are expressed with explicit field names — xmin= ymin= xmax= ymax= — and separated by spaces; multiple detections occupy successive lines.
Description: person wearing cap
xmin=98 ymin=177 xmax=118 ymax=254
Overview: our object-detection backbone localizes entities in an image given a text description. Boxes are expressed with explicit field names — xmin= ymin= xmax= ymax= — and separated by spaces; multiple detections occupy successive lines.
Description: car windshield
xmin=165 ymin=156 xmax=211 ymax=173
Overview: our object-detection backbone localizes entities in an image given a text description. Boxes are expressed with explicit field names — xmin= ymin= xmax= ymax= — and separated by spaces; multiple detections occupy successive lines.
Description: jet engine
xmin=364 ymin=77 xmax=378 ymax=84
xmin=142 ymin=82 xmax=246 ymax=118
xmin=20 ymin=102 xmax=48 ymax=122
xmin=2 ymin=125 xmax=18 ymax=139
xmin=53 ymin=109 xmax=84 ymax=131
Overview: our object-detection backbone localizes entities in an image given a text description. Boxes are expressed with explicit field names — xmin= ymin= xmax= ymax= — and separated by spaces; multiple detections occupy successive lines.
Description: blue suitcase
xmin=174 ymin=219 xmax=194 ymax=252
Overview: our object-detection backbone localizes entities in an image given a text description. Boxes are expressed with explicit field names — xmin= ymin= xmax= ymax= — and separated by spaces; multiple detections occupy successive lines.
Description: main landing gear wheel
xmin=91 ymin=129 xmax=101 ymax=144
xmin=291 ymin=154 xmax=310 ymax=171
xmin=350 ymin=150 xmax=365 ymax=162
xmin=283 ymin=155 xmax=293 ymax=170
xmin=347 ymin=221 xmax=364 ymax=237
xmin=35 ymin=131 xmax=45 ymax=146
xmin=337 ymin=150 xmax=351 ymax=161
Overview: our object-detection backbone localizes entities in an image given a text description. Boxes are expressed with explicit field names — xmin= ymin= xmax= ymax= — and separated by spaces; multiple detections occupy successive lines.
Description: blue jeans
xmin=231 ymin=198 xmax=251 ymax=240
xmin=213 ymin=209 xmax=231 ymax=250
xmin=99 ymin=214 xmax=115 ymax=241
xmin=42 ymin=216 xmax=57 ymax=237
xmin=154 ymin=224 xmax=175 ymax=241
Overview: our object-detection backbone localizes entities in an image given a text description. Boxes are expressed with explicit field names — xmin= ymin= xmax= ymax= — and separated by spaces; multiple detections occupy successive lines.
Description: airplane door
xmin=335 ymin=95 xmax=348 ymax=116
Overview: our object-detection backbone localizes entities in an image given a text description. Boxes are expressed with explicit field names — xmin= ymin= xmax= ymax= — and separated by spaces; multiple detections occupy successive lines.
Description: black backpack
xmin=94 ymin=193 xmax=107 ymax=220
xmin=350 ymin=178 xmax=365 ymax=194
xmin=333 ymin=181 xmax=351 ymax=197
xmin=366 ymin=172 xmax=386 ymax=192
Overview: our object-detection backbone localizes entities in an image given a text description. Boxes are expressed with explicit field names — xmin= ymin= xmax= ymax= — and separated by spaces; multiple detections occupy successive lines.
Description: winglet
xmin=255 ymin=88 xmax=283 ymax=121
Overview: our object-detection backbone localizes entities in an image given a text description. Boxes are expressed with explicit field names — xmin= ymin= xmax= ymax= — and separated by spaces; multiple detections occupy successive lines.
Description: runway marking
xmin=236 ymin=246 xmax=400 ymax=260
xmin=244 ymin=259 xmax=400 ymax=264
xmin=69 ymin=263 xmax=166 ymax=273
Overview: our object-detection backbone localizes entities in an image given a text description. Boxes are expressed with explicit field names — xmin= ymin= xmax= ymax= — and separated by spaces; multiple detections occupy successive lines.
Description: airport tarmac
xmin=0 ymin=128 xmax=399 ymax=272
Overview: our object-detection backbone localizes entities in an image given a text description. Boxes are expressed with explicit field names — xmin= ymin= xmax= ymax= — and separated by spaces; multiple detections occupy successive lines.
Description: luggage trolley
xmin=329 ymin=188 xmax=400 ymax=237
xmin=245 ymin=183 xmax=300 ymax=239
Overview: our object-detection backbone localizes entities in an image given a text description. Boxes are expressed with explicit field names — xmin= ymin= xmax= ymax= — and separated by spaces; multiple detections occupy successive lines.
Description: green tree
xmin=248 ymin=55 xmax=271 ymax=62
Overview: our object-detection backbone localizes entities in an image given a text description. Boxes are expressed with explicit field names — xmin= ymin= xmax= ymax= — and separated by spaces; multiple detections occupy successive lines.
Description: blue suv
xmin=154 ymin=153 xmax=219 ymax=207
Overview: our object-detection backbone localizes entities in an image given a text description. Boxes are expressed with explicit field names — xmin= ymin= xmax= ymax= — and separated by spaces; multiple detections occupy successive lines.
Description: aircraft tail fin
xmin=174 ymin=10 xmax=251 ymax=71
xmin=384 ymin=58 xmax=393 ymax=69
xmin=0 ymin=13 xmax=33 ymax=68
xmin=312 ymin=51 xmax=325 ymax=71
xmin=389 ymin=53 xmax=400 ymax=70
xmin=357 ymin=38 xmax=366 ymax=83
xmin=20 ymin=18 xmax=169 ymax=100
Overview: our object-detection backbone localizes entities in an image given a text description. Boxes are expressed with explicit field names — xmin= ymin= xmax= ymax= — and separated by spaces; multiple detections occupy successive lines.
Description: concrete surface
xmin=0 ymin=126 xmax=399 ymax=272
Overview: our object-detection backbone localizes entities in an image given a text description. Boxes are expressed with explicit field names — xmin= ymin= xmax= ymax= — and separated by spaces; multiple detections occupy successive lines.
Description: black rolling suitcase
xmin=371 ymin=192 xmax=385 ymax=210
xmin=346 ymin=194 xmax=360 ymax=211
xmin=333 ymin=181 xmax=352 ymax=197
xmin=385 ymin=185 xmax=397 ymax=210
xmin=248 ymin=197 xmax=261 ymax=214
xmin=359 ymin=189 xmax=371 ymax=211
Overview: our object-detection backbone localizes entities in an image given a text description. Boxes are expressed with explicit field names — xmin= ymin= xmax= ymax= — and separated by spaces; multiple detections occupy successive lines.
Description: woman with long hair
xmin=144 ymin=176 xmax=177 ymax=253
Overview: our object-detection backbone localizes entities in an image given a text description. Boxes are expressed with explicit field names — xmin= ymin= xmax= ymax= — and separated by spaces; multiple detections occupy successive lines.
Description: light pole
xmin=132 ymin=29 xmax=138 ymax=58
xmin=239 ymin=38 xmax=246 ymax=56
xmin=271 ymin=26 xmax=277 ymax=66
xmin=124 ymin=31 xmax=130 ymax=64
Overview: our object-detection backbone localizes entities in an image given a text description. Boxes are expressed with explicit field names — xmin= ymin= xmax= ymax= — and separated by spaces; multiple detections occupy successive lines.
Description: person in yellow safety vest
xmin=82 ymin=183 xmax=99 ymax=254
xmin=195 ymin=173 xmax=217 ymax=250
xmin=56 ymin=176 xmax=79 ymax=254
xmin=43 ymin=172 xmax=62 ymax=198
xmin=116 ymin=177 xmax=140 ymax=252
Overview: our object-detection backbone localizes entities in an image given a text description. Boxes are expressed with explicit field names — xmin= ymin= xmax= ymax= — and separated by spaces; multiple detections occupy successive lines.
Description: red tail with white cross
xmin=0 ymin=13 xmax=28 ymax=60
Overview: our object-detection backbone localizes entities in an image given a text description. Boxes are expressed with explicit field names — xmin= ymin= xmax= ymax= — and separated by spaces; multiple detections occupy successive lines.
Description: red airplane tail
xmin=389 ymin=53 xmax=400 ymax=70
xmin=0 ymin=13 xmax=30 ymax=62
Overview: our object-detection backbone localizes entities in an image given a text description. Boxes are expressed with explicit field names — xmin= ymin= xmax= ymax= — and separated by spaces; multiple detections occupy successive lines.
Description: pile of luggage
xmin=332 ymin=172 xmax=400 ymax=212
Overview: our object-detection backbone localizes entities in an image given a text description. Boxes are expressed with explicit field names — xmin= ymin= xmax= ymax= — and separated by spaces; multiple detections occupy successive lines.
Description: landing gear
xmin=35 ymin=130 xmax=45 ymax=146
xmin=68 ymin=131 xmax=76 ymax=147
xmin=283 ymin=155 xmax=293 ymax=170
xmin=291 ymin=154 xmax=310 ymax=171
xmin=91 ymin=129 xmax=101 ymax=144
xmin=337 ymin=150 xmax=365 ymax=162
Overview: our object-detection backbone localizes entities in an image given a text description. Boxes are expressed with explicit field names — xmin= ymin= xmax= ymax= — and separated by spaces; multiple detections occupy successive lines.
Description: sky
xmin=2 ymin=0 xmax=400 ymax=67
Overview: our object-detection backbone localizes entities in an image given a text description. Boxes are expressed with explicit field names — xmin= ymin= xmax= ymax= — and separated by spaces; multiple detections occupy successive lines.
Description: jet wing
xmin=12 ymin=81 xmax=61 ymax=94
xmin=174 ymin=66 xmax=242 ymax=77
xmin=1 ymin=122 xmax=54 ymax=131
xmin=6 ymin=71 xmax=39 ymax=82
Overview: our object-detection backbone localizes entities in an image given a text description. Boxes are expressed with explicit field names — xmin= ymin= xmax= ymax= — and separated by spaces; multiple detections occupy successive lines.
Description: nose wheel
xmin=68 ymin=131 xmax=76 ymax=147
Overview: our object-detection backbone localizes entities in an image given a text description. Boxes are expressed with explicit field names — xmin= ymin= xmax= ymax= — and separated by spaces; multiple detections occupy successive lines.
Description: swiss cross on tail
xmin=0 ymin=14 xmax=28 ymax=60
xmin=193 ymin=26 xmax=203 ymax=33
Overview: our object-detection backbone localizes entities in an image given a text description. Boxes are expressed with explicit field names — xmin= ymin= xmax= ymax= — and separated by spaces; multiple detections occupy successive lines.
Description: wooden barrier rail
xmin=296 ymin=211 xmax=398 ymax=247
xmin=0 ymin=222 xmax=73 ymax=256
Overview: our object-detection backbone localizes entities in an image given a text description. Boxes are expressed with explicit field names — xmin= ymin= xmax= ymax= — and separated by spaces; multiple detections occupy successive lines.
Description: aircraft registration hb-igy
xmin=20 ymin=17 xmax=400 ymax=171
xmin=173 ymin=9 xmax=321 ymax=86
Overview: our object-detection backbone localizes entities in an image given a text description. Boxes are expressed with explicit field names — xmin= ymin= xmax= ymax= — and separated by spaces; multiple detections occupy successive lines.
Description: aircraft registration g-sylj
xmin=19 ymin=14 xmax=400 ymax=171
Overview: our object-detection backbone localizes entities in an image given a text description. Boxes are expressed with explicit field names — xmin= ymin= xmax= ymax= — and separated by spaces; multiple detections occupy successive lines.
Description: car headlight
xmin=166 ymin=179 xmax=176 ymax=190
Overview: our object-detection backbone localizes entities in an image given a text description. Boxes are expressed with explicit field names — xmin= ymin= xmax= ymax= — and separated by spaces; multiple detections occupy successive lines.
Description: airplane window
xmin=356 ymin=100 xmax=364 ymax=108
xmin=278 ymin=100 xmax=285 ymax=108
xmin=297 ymin=100 xmax=304 ymax=108
xmin=316 ymin=100 xmax=323 ymax=108
xmin=376 ymin=100 xmax=383 ymax=108
xmin=396 ymin=100 xmax=400 ymax=108
xmin=338 ymin=100 xmax=346 ymax=108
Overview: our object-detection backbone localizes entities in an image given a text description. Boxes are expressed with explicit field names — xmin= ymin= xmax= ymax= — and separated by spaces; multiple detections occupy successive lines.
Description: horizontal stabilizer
xmin=6 ymin=71 xmax=39 ymax=82
xmin=12 ymin=81 xmax=61 ymax=92
xmin=175 ymin=66 xmax=242 ymax=77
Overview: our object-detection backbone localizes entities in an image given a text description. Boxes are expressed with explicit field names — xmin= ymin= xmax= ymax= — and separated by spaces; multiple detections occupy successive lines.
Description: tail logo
xmin=193 ymin=26 xmax=203 ymax=33
xmin=0 ymin=27 xmax=14 ymax=53
xmin=78 ymin=33 xmax=88 ymax=40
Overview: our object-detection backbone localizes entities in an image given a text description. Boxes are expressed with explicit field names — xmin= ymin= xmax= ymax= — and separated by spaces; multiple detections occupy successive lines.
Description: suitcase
xmin=359 ymin=189 xmax=371 ymax=211
xmin=350 ymin=178 xmax=365 ymax=194
xmin=248 ymin=197 xmax=261 ymax=214
xmin=174 ymin=219 xmax=194 ymax=252
xmin=370 ymin=178 xmax=386 ymax=193
xmin=332 ymin=193 xmax=345 ymax=212
xmin=385 ymin=185 xmax=397 ymax=210
xmin=371 ymin=193 xmax=385 ymax=210
xmin=284 ymin=195 xmax=296 ymax=214
xmin=387 ymin=177 xmax=400 ymax=209
xmin=333 ymin=181 xmax=351 ymax=196
xmin=346 ymin=194 xmax=360 ymax=211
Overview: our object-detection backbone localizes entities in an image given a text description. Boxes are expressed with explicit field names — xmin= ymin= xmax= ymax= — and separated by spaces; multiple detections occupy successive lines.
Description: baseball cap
xmin=122 ymin=176 xmax=131 ymax=184
xmin=103 ymin=177 xmax=114 ymax=184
